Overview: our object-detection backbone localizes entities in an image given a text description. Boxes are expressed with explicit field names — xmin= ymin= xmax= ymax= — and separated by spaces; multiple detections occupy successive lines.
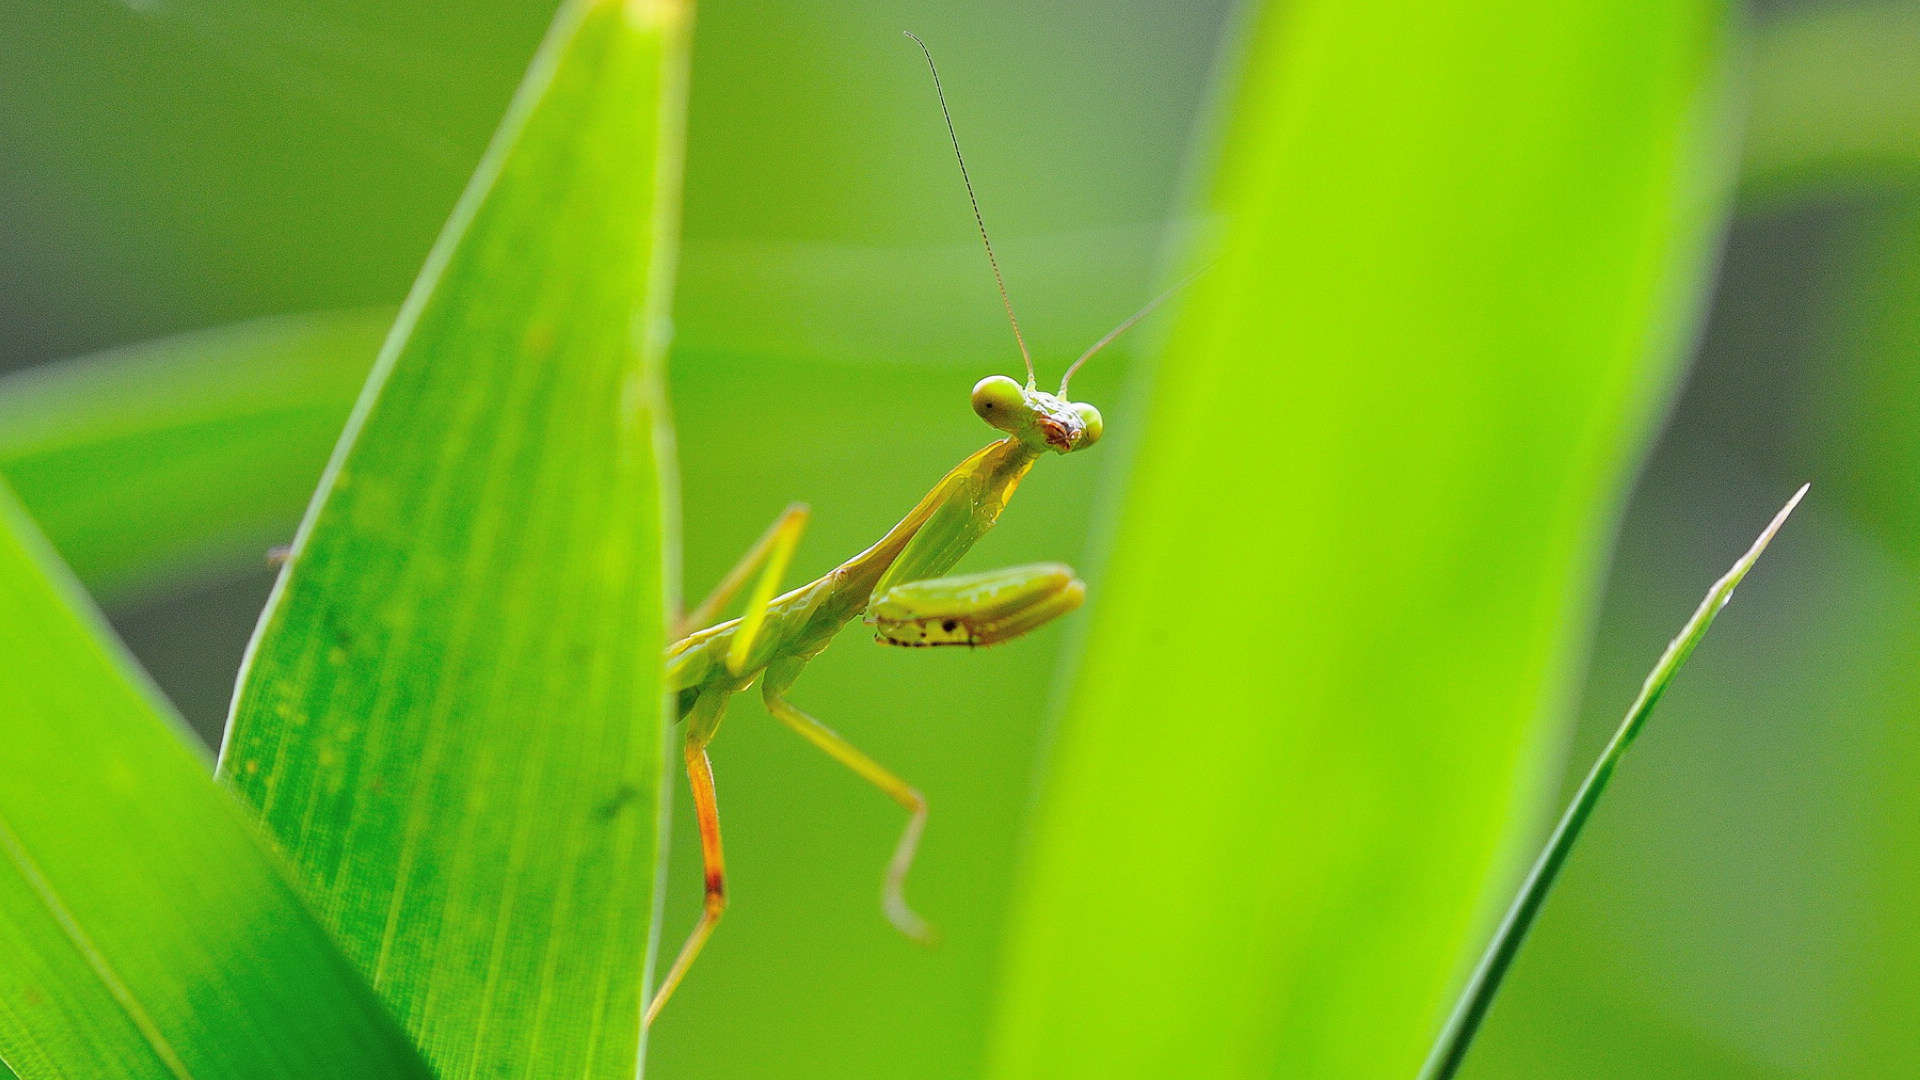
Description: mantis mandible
xmin=644 ymin=34 xmax=1183 ymax=1025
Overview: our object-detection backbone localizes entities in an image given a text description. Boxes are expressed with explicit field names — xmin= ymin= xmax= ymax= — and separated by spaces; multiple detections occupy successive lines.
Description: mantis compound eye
xmin=1071 ymin=403 xmax=1103 ymax=449
xmin=971 ymin=375 xmax=1027 ymax=431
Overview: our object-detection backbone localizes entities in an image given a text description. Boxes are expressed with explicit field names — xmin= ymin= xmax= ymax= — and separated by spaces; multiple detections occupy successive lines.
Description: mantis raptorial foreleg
xmin=676 ymin=502 xmax=810 ymax=640
xmin=868 ymin=564 xmax=1085 ymax=647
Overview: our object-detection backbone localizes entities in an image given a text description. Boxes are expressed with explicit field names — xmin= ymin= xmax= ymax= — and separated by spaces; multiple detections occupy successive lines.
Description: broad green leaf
xmin=989 ymin=3 xmax=1736 ymax=1079
xmin=0 ymin=481 xmax=431 ymax=1079
xmin=1420 ymin=486 xmax=1805 ymax=1079
xmin=218 ymin=0 xmax=688 ymax=1075
xmin=0 ymin=311 xmax=386 ymax=600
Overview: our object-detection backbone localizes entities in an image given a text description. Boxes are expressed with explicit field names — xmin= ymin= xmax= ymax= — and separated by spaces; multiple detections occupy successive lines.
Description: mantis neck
xmin=836 ymin=436 xmax=1041 ymax=601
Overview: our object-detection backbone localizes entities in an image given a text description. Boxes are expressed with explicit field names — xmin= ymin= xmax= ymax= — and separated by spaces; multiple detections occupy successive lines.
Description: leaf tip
xmin=1751 ymin=481 xmax=1810 ymax=559
xmin=1706 ymin=481 xmax=1808 ymax=611
xmin=616 ymin=0 xmax=688 ymax=29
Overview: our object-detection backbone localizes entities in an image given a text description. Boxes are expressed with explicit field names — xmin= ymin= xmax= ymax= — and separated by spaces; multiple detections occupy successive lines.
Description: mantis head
xmin=971 ymin=375 xmax=1103 ymax=454
xmin=904 ymin=33 xmax=1204 ymax=461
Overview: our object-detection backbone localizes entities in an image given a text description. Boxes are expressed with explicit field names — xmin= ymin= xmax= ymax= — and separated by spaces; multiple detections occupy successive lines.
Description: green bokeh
xmin=4 ymin=1 xmax=1919 ymax=1077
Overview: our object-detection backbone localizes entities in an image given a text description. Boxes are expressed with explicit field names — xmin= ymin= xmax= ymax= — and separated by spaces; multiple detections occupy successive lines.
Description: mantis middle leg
xmin=761 ymin=657 xmax=934 ymax=944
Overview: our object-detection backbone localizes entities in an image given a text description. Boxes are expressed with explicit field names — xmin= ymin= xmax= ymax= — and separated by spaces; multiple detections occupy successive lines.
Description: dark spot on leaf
xmin=597 ymin=783 xmax=639 ymax=820
xmin=320 ymin=605 xmax=355 ymax=650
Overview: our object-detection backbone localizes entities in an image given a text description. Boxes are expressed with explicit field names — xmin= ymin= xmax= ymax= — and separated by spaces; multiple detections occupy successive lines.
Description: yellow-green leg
xmin=761 ymin=671 xmax=934 ymax=944
xmin=649 ymin=510 xmax=809 ymax=1028
xmin=645 ymin=694 xmax=730 ymax=1029
xmin=676 ymin=502 xmax=809 ymax=639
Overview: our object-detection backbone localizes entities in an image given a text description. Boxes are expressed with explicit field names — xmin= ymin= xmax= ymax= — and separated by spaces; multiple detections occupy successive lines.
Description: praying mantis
xmin=643 ymin=34 xmax=1187 ymax=1026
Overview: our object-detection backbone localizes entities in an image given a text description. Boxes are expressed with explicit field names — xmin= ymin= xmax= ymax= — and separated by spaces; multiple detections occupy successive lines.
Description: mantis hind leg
xmin=677 ymin=502 xmax=809 ymax=639
xmin=761 ymin=664 xmax=935 ymax=944
xmin=645 ymin=696 xmax=730 ymax=1029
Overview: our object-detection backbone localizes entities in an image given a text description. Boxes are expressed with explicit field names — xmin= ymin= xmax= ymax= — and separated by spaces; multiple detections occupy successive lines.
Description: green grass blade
xmin=217 ymin=0 xmax=688 ymax=1075
xmin=0 ymin=311 xmax=386 ymax=601
xmin=0 ymin=481 xmax=432 ymax=1079
xmin=988 ymin=2 xmax=1736 ymax=1078
xmin=1418 ymin=484 xmax=1807 ymax=1080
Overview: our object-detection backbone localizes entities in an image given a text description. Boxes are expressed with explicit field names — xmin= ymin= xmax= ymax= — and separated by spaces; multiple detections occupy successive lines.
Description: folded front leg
xmin=867 ymin=563 xmax=1085 ymax=647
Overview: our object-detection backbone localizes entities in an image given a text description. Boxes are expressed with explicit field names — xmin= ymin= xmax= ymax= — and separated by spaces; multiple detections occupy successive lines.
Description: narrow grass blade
xmin=988 ymin=2 xmax=1738 ymax=1077
xmin=218 ymin=0 xmax=689 ymax=1076
xmin=0 ymin=481 xmax=432 ymax=1079
xmin=1419 ymin=484 xmax=1808 ymax=1080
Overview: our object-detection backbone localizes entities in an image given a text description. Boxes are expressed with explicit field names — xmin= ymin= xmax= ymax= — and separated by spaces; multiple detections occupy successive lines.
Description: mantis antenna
xmin=904 ymin=31 xmax=1035 ymax=389
xmin=1058 ymin=264 xmax=1210 ymax=396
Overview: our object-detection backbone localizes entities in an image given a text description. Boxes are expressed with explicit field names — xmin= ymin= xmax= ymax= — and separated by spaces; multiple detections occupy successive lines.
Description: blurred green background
xmin=3 ymin=1 xmax=1916 ymax=1077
